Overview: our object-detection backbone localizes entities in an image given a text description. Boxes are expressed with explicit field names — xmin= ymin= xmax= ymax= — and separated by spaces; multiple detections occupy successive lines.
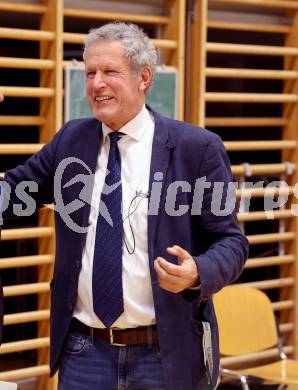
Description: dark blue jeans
xmin=58 ymin=329 xmax=166 ymax=390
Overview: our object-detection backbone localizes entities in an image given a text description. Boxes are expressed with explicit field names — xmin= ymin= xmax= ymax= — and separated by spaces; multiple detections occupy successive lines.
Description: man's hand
xmin=154 ymin=245 xmax=199 ymax=293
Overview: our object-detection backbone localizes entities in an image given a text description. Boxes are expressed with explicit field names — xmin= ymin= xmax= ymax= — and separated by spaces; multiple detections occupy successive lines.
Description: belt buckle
xmin=109 ymin=328 xmax=126 ymax=347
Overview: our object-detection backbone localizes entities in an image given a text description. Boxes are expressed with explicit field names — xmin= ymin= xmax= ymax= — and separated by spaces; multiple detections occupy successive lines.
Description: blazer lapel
xmin=147 ymin=110 xmax=175 ymax=264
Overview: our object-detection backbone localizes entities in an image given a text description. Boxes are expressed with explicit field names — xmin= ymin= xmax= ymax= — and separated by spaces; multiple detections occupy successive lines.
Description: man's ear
xmin=139 ymin=65 xmax=153 ymax=92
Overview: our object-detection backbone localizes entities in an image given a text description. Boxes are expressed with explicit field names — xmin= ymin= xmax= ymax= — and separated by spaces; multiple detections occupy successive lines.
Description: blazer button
xmin=75 ymin=259 xmax=81 ymax=269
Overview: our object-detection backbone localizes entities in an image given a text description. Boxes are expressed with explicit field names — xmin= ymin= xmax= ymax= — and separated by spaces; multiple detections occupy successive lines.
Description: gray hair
xmin=83 ymin=22 xmax=158 ymax=76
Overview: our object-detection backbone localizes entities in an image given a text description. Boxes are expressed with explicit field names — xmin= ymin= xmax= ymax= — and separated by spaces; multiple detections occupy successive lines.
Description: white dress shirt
xmin=74 ymin=105 xmax=156 ymax=328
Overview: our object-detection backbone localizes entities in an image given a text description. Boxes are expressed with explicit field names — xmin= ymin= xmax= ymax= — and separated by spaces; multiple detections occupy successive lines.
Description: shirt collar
xmin=101 ymin=105 xmax=151 ymax=142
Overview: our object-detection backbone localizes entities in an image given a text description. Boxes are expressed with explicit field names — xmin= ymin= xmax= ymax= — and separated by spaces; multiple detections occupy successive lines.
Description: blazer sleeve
xmin=184 ymin=134 xmax=248 ymax=300
xmin=0 ymin=124 xmax=67 ymax=217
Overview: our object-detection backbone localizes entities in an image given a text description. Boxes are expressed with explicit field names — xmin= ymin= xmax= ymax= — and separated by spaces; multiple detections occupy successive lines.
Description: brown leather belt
xmin=71 ymin=318 xmax=158 ymax=346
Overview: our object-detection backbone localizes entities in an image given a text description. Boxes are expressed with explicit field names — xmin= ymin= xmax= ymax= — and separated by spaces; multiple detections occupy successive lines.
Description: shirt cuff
xmin=188 ymin=284 xmax=201 ymax=291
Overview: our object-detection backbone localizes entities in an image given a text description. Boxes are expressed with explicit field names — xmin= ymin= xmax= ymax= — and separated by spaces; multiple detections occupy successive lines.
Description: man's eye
xmin=86 ymin=72 xmax=95 ymax=78
xmin=106 ymin=69 xmax=116 ymax=75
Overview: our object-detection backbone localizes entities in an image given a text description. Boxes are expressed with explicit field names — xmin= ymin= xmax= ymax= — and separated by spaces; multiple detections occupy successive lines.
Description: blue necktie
xmin=92 ymin=132 xmax=124 ymax=327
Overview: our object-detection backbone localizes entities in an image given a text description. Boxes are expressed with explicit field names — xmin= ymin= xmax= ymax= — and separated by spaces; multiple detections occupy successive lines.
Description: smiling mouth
xmin=95 ymin=96 xmax=113 ymax=102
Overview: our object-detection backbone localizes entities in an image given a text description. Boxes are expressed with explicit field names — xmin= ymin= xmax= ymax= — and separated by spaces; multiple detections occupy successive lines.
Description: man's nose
xmin=93 ymin=72 xmax=106 ymax=88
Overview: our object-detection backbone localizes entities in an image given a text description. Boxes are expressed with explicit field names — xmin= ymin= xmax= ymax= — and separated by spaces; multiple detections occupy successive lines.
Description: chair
xmin=213 ymin=285 xmax=298 ymax=390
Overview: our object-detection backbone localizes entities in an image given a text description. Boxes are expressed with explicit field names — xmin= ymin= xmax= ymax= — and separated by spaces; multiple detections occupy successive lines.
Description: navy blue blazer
xmin=2 ymin=109 xmax=248 ymax=389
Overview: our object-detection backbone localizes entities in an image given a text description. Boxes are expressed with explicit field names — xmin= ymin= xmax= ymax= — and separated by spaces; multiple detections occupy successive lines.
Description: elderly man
xmin=1 ymin=23 xmax=248 ymax=389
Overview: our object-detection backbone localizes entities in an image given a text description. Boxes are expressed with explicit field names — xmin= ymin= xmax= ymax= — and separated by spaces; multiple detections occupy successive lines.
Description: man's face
xmin=85 ymin=41 xmax=151 ymax=130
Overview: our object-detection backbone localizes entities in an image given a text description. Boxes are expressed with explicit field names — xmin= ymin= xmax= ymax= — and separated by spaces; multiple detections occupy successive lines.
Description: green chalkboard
xmin=64 ymin=65 xmax=178 ymax=122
